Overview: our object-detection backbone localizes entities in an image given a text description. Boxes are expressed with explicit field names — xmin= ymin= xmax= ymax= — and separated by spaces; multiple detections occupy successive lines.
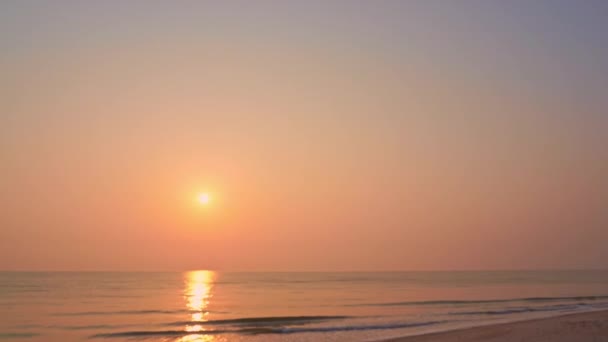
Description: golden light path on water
xmin=181 ymin=270 xmax=216 ymax=342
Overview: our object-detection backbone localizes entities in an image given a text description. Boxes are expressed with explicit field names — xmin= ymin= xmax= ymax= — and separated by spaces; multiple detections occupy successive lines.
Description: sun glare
xmin=197 ymin=193 xmax=211 ymax=206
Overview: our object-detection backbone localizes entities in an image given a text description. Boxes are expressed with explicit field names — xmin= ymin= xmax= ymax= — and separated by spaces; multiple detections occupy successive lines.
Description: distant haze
xmin=1 ymin=1 xmax=607 ymax=271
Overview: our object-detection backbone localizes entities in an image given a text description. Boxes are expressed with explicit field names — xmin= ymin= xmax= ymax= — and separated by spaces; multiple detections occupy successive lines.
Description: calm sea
xmin=1 ymin=271 xmax=608 ymax=341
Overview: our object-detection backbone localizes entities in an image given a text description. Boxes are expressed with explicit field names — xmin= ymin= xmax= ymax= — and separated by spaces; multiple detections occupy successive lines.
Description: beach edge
xmin=378 ymin=309 xmax=608 ymax=342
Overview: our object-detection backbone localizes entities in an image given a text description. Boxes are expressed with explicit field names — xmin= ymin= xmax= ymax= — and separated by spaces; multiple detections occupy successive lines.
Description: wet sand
xmin=384 ymin=310 xmax=608 ymax=342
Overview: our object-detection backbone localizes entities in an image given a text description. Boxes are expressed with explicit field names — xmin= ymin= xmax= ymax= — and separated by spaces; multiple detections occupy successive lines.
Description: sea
xmin=1 ymin=271 xmax=608 ymax=341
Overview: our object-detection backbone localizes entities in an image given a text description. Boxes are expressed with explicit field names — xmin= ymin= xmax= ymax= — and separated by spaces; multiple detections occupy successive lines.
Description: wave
xmin=92 ymin=330 xmax=213 ymax=338
xmin=164 ymin=315 xmax=349 ymax=327
xmin=0 ymin=333 xmax=40 ymax=339
xmin=54 ymin=309 xmax=219 ymax=316
xmin=56 ymin=324 xmax=135 ymax=331
xmin=350 ymin=295 xmax=608 ymax=307
xmin=450 ymin=302 xmax=608 ymax=316
xmin=267 ymin=320 xmax=443 ymax=334
xmin=91 ymin=320 xmax=443 ymax=339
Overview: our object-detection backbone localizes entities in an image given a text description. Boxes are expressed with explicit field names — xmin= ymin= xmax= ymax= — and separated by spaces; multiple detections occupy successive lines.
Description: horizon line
xmin=2 ymin=268 xmax=607 ymax=273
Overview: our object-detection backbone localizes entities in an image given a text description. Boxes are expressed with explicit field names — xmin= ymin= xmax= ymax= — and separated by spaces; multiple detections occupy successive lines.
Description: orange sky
xmin=1 ymin=1 xmax=607 ymax=271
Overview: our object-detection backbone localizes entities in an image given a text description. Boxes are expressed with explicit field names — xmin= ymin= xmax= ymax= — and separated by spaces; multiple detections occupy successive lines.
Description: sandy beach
xmin=384 ymin=310 xmax=608 ymax=342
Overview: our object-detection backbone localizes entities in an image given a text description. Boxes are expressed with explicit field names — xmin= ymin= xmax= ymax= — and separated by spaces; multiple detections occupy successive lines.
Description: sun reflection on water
xmin=181 ymin=270 xmax=216 ymax=342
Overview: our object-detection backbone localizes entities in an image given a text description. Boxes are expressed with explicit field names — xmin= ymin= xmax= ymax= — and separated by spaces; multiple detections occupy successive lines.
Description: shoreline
xmin=381 ymin=309 xmax=608 ymax=342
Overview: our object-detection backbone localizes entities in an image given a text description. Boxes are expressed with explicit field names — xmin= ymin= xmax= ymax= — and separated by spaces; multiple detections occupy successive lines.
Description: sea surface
xmin=1 ymin=271 xmax=608 ymax=341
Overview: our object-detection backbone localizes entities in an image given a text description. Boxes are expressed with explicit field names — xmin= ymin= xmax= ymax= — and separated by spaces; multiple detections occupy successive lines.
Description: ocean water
xmin=1 ymin=271 xmax=608 ymax=342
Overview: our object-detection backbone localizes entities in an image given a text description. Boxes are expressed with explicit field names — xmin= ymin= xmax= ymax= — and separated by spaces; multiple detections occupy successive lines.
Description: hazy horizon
xmin=2 ymin=269 xmax=608 ymax=273
xmin=1 ymin=1 xmax=607 ymax=272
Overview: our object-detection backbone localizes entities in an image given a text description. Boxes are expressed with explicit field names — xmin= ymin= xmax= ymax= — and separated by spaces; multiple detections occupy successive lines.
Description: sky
xmin=1 ymin=1 xmax=607 ymax=271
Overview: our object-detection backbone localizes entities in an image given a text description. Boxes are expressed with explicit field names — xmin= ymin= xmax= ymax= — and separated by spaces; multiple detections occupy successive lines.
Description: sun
xmin=196 ymin=193 xmax=211 ymax=206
